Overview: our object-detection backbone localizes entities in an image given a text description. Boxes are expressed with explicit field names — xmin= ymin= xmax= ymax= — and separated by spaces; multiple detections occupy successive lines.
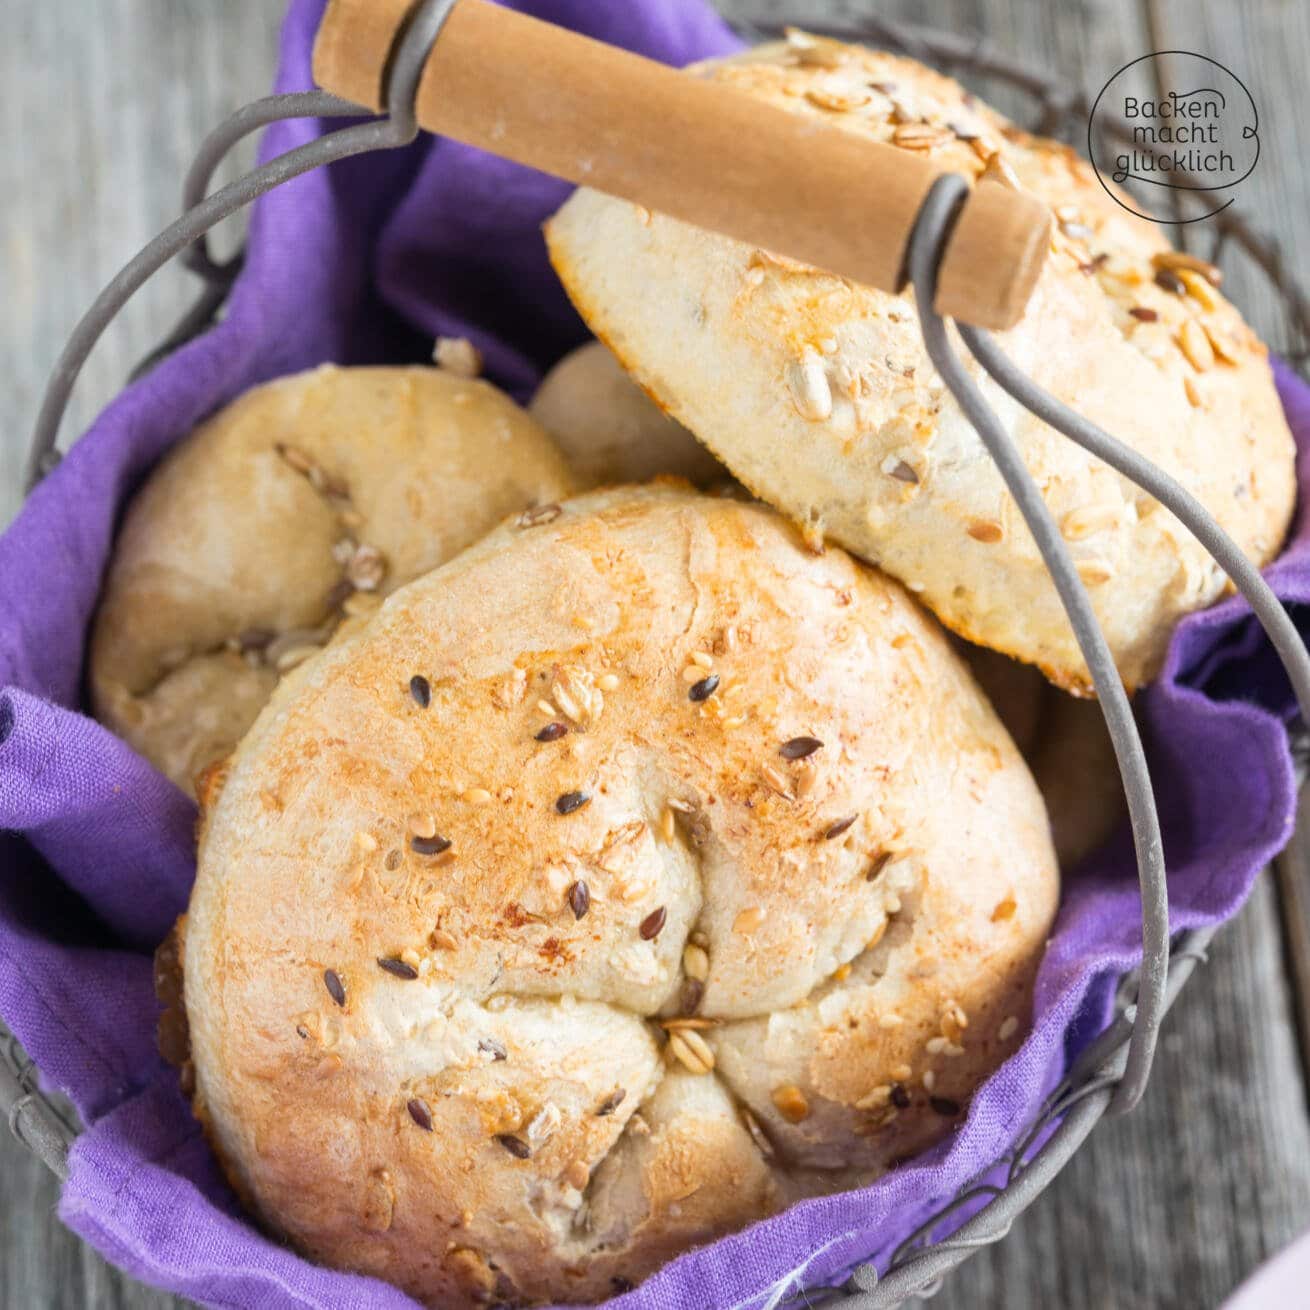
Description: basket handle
xmin=312 ymin=0 xmax=1052 ymax=331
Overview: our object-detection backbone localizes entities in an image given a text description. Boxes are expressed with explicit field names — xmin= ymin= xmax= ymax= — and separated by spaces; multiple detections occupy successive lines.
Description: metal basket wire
xmin=5 ymin=5 xmax=1310 ymax=1308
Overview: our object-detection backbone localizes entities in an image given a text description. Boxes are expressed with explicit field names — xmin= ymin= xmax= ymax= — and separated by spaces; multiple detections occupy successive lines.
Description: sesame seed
xmin=568 ymin=880 xmax=591 ymax=920
xmin=1129 ymin=306 xmax=1159 ymax=322
xmin=462 ymin=788 xmax=493 ymax=805
xmin=324 ymin=970 xmax=346 ymax=1006
xmin=537 ymin=700 xmax=558 ymax=717
xmin=682 ymin=665 xmax=707 ymax=684
xmin=478 ymin=1037 xmax=507 ymax=1061
xmin=926 ymin=1036 xmax=948 ymax=1055
xmin=689 ymin=675 xmax=720 ymax=702
xmin=356 ymin=831 xmax=378 ymax=853
xmin=771 ymin=1084 xmax=810 ymax=1123
xmin=536 ymin=721 xmax=568 ymax=742
xmin=658 ymin=807 xmax=676 ymax=842
xmin=999 ymin=1016 xmax=1020 ymax=1041
xmin=967 ymin=519 xmax=1004 ymax=544
xmin=596 ymin=1088 xmax=626 ymax=1116
xmin=824 ymin=815 xmax=858 ymax=841
xmin=409 ymin=675 xmax=431 ymax=708
xmin=856 ymin=1085 xmax=891 ymax=1110
xmin=378 ymin=957 xmax=419 ymax=980
xmin=411 ymin=834 xmax=452 ymax=857
xmin=879 ymin=1013 xmax=903 ymax=1029
xmin=496 ymin=1134 xmax=532 ymax=1159
xmin=384 ymin=848 xmax=403 ymax=871
xmin=556 ymin=791 xmax=591 ymax=815
xmin=931 ymin=1096 xmax=962 ymax=1117
xmin=923 ymin=1070 xmax=937 ymax=1091
xmin=690 ymin=651 xmax=715 ymax=669
xmin=407 ymin=1098 xmax=434 ymax=1131
xmin=866 ymin=852 xmax=893 ymax=881
xmin=890 ymin=1083 xmax=911 ymax=1109
xmin=780 ymin=736 xmax=823 ymax=760
xmin=517 ymin=503 xmax=562 ymax=529
xmin=429 ymin=927 xmax=458 ymax=951
xmin=408 ymin=812 xmax=437 ymax=840
xmin=680 ymin=977 xmax=705 ymax=1014
xmin=639 ymin=906 xmax=668 ymax=940
xmin=598 ymin=673 xmax=621 ymax=692
xmin=890 ymin=1063 xmax=913 ymax=1081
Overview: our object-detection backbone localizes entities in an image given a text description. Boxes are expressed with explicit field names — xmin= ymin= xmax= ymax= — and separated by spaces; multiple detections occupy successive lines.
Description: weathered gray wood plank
xmin=1 ymin=2 xmax=282 ymax=1307
xmin=1151 ymin=0 xmax=1310 ymax=360
xmin=3 ymin=2 xmax=1309 ymax=1309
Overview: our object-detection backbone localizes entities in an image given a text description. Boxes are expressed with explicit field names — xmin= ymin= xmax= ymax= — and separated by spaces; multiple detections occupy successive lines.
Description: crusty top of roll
xmin=545 ymin=34 xmax=1296 ymax=693
xmin=180 ymin=485 xmax=1057 ymax=1307
xmin=89 ymin=364 xmax=576 ymax=790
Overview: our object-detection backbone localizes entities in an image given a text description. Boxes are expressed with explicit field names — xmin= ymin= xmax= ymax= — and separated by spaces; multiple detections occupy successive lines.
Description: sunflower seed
xmin=667 ymin=1028 xmax=715 ymax=1074
xmin=786 ymin=353 xmax=834 ymax=422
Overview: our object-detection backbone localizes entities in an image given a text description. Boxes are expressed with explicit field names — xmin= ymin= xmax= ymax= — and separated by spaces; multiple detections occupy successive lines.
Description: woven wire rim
xmin=3 ymin=7 xmax=1309 ymax=1310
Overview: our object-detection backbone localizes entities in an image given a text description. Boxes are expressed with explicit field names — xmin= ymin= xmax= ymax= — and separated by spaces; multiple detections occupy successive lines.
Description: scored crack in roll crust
xmin=89 ymin=364 xmax=576 ymax=791
xmin=174 ymin=485 xmax=1058 ymax=1306
xmin=545 ymin=33 xmax=1297 ymax=694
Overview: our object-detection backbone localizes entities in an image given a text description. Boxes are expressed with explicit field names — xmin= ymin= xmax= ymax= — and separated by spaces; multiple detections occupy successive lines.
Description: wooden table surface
xmin=4 ymin=1 xmax=1310 ymax=1306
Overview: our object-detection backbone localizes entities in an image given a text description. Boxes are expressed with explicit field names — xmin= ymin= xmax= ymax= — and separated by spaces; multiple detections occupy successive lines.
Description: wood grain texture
xmin=2 ymin=2 xmax=1309 ymax=1309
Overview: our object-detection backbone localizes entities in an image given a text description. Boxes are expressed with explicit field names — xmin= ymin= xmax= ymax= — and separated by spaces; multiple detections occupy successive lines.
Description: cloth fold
xmin=0 ymin=1 xmax=1307 ymax=1306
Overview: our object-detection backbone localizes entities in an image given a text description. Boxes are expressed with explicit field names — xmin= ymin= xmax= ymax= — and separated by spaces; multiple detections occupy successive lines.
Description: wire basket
xmin=5 ymin=6 xmax=1310 ymax=1308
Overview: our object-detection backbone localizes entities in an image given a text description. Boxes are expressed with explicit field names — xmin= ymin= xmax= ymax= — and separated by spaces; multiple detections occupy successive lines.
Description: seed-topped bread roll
xmin=171 ymin=485 xmax=1057 ymax=1306
xmin=545 ymin=34 xmax=1296 ymax=693
xmin=530 ymin=340 xmax=725 ymax=486
xmin=90 ymin=365 xmax=576 ymax=790
xmin=965 ymin=647 xmax=1123 ymax=868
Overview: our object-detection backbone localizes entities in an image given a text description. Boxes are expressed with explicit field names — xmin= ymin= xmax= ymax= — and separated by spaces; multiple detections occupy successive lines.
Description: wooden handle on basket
xmin=312 ymin=0 xmax=1051 ymax=330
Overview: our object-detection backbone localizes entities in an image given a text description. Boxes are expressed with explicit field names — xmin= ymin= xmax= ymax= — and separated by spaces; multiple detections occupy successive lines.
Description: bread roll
xmin=545 ymin=35 xmax=1295 ymax=693
xmin=964 ymin=647 xmax=1123 ymax=868
xmin=90 ymin=365 xmax=575 ymax=790
xmin=173 ymin=485 xmax=1057 ymax=1306
xmin=531 ymin=340 xmax=725 ymax=487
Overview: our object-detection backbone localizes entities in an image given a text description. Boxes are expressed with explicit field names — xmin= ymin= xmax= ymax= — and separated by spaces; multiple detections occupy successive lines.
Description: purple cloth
xmin=0 ymin=1 xmax=1307 ymax=1305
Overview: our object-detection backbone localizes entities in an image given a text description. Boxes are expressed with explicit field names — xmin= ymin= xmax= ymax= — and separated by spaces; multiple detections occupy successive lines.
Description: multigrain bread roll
xmin=169 ymin=485 xmax=1058 ymax=1306
xmin=545 ymin=34 xmax=1297 ymax=693
xmin=531 ymin=340 xmax=725 ymax=487
xmin=90 ymin=365 xmax=575 ymax=790
xmin=964 ymin=647 xmax=1124 ymax=868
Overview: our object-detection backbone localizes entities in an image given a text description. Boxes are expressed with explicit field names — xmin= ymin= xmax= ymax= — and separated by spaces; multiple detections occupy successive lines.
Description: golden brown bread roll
xmin=964 ymin=647 xmax=1124 ymax=868
xmin=89 ymin=364 xmax=576 ymax=790
xmin=545 ymin=35 xmax=1295 ymax=693
xmin=530 ymin=340 xmax=725 ymax=487
xmin=174 ymin=485 xmax=1057 ymax=1306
